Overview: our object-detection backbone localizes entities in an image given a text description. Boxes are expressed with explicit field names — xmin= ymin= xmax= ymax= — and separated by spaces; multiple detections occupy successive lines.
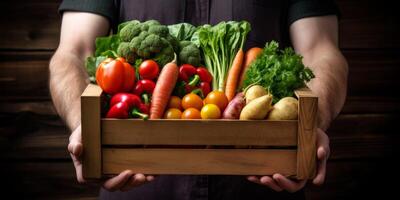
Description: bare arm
xmin=290 ymin=15 xmax=348 ymax=131
xmin=248 ymin=15 xmax=348 ymax=191
xmin=50 ymin=12 xmax=154 ymax=190
xmin=49 ymin=12 xmax=109 ymax=131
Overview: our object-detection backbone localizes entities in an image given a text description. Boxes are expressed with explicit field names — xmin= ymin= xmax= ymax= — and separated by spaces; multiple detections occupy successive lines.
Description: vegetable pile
xmin=242 ymin=41 xmax=314 ymax=103
xmin=86 ymin=19 xmax=314 ymax=121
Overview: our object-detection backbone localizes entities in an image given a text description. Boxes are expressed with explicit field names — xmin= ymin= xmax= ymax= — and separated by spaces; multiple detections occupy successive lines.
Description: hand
xmin=247 ymin=128 xmax=330 ymax=192
xmin=68 ymin=125 xmax=155 ymax=191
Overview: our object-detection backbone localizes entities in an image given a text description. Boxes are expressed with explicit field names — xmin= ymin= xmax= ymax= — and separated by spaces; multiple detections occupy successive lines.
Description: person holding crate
xmin=49 ymin=0 xmax=348 ymax=199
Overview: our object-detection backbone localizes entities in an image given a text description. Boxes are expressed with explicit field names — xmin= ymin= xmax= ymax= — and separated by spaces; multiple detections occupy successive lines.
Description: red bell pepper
xmin=96 ymin=57 xmax=136 ymax=94
xmin=177 ymin=64 xmax=213 ymax=97
xmin=106 ymin=93 xmax=148 ymax=119
xmin=133 ymin=79 xmax=156 ymax=104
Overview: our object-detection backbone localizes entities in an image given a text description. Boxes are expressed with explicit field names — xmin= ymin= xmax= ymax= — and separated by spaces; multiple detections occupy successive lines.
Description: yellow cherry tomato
xmin=181 ymin=108 xmax=201 ymax=119
xmin=204 ymin=90 xmax=228 ymax=111
xmin=181 ymin=93 xmax=203 ymax=110
xmin=164 ymin=108 xmax=182 ymax=119
xmin=201 ymin=104 xmax=221 ymax=119
xmin=168 ymin=96 xmax=182 ymax=110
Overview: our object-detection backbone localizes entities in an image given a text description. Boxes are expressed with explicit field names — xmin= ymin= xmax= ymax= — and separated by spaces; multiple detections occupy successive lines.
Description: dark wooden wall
xmin=0 ymin=0 xmax=399 ymax=199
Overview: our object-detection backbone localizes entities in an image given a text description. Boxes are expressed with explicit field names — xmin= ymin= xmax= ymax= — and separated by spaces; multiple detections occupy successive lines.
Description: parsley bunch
xmin=242 ymin=41 xmax=314 ymax=103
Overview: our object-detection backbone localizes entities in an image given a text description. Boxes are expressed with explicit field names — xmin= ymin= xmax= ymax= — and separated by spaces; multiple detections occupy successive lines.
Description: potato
xmin=240 ymin=94 xmax=272 ymax=120
xmin=267 ymin=97 xmax=298 ymax=120
xmin=245 ymin=85 xmax=268 ymax=104
xmin=223 ymin=93 xmax=246 ymax=119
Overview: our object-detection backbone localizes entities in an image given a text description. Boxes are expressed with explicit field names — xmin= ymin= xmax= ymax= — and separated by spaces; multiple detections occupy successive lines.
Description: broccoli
xmin=116 ymin=20 xmax=178 ymax=66
xmin=178 ymin=40 xmax=201 ymax=66
xmin=117 ymin=42 xmax=135 ymax=63
xmin=148 ymin=25 xmax=179 ymax=52
xmin=140 ymin=20 xmax=161 ymax=31
xmin=119 ymin=21 xmax=141 ymax=42
xmin=126 ymin=31 xmax=174 ymax=66
xmin=148 ymin=25 xmax=169 ymax=37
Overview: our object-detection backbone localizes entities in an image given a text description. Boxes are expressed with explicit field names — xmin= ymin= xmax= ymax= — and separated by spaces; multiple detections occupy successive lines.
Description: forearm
xmin=49 ymin=50 xmax=90 ymax=131
xmin=302 ymin=47 xmax=348 ymax=131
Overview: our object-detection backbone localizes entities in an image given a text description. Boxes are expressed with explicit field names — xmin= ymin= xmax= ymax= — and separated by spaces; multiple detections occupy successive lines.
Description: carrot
xmin=238 ymin=47 xmax=263 ymax=88
xmin=225 ymin=48 xmax=244 ymax=101
xmin=150 ymin=59 xmax=179 ymax=119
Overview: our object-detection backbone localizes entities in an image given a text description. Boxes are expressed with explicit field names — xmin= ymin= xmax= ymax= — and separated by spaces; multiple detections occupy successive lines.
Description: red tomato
xmin=139 ymin=60 xmax=160 ymax=80
xmin=96 ymin=58 xmax=135 ymax=94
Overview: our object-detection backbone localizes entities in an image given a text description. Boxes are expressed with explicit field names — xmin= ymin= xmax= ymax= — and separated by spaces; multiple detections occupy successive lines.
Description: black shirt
xmin=59 ymin=0 xmax=339 ymax=199
xmin=59 ymin=0 xmax=339 ymax=49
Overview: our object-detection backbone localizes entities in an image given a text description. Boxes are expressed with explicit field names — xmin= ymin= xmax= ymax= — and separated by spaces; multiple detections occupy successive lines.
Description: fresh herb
xmin=242 ymin=41 xmax=315 ymax=103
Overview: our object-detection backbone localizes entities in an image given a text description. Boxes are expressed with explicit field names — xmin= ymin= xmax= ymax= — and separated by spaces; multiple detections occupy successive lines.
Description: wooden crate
xmin=81 ymin=84 xmax=317 ymax=180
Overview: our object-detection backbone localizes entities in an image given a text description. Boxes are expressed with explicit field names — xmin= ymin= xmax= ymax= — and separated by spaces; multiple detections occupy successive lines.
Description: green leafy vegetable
xmin=94 ymin=35 xmax=120 ymax=57
xmin=192 ymin=21 xmax=251 ymax=91
xmin=85 ymin=56 xmax=107 ymax=83
xmin=168 ymin=23 xmax=197 ymax=41
xmin=242 ymin=41 xmax=315 ymax=103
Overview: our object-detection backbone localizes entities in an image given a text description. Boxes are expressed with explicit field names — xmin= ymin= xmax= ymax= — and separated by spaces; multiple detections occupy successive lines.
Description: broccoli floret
xmin=116 ymin=20 xmax=177 ymax=66
xmin=129 ymin=31 xmax=149 ymax=55
xmin=166 ymin=34 xmax=180 ymax=53
xmin=119 ymin=21 xmax=142 ymax=42
xmin=153 ymin=41 xmax=175 ymax=66
xmin=138 ymin=34 xmax=165 ymax=57
xmin=148 ymin=25 xmax=169 ymax=37
xmin=141 ymin=20 xmax=161 ymax=31
xmin=178 ymin=41 xmax=201 ymax=66
xmin=117 ymin=42 xmax=135 ymax=63
xmin=129 ymin=31 xmax=174 ymax=66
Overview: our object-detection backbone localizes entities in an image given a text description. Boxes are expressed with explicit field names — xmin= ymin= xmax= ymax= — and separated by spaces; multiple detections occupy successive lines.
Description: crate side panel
xmin=102 ymin=148 xmax=297 ymax=175
xmin=102 ymin=120 xmax=297 ymax=146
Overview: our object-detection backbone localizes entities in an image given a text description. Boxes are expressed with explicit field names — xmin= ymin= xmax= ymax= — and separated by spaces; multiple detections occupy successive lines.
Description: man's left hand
xmin=247 ymin=128 xmax=330 ymax=192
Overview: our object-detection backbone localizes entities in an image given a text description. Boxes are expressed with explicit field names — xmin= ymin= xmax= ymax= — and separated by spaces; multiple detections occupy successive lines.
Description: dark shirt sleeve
xmin=288 ymin=0 xmax=341 ymax=25
xmin=58 ymin=0 xmax=117 ymax=25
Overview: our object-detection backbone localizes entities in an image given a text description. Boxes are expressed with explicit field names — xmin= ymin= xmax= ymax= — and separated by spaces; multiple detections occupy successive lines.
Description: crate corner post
xmin=295 ymin=88 xmax=318 ymax=180
xmin=81 ymin=84 xmax=103 ymax=179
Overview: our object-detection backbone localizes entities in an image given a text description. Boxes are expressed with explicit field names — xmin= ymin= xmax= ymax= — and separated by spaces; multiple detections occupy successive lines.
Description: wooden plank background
xmin=0 ymin=0 xmax=399 ymax=199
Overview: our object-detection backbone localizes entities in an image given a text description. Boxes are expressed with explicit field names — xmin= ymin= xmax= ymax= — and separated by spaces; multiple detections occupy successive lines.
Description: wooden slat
xmin=0 ymin=161 xmax=99 ymax=199
xmin=337 ymin=0 xmax=400 ymax=49
xmin=295 ymin=88 xmax=318 ymax=179
xmin=102 ymin=119 xmax=298 ymax=146
xmin=305 ymin=159 xmax=400 ymax=200
xmin=343 ymin=50 xmax=400 ymax=97
xmin=0 ymin=0 xmax=61 ymax=50
xmin=342 ymin=96 xmax=400 ymax=114
xmin=0 ymin=51 xmax=53 ymax=100
xmin=81 ymin=84 xmax=102 ymax=179
xmin=102 ymin=148 xmax=297 ymax=175
xmin=0 ymin=101 xmax=57 ymax=115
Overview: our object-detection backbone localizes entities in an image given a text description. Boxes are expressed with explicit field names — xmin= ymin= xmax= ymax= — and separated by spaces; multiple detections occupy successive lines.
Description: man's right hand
xmin=68 ymin=125 xmax=155 ymax=191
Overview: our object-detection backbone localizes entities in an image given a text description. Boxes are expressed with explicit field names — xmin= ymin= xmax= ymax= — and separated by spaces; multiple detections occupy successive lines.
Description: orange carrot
xmin=225 ymin=48 xmax=244 ymax=101
xmin=150 ymin=60 xmax=179 ymax=119
xmin=238 ymin=47 xmax=263 ymax=88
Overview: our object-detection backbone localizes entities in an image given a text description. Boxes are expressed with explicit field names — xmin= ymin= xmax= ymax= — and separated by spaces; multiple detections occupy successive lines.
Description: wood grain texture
xmin=295 ymin=88 xmax=318 ymax=179
xmin=0 ymin=0 xmax=61 ymax=50
xmin=0 ymin=51 xmax=52 ymax=100
xmin=81 ymin=84 xmax=102 ymax=179
xmin=102 ymin=119 xmax=297 ymax=146
xmin=0 ymin=162 xmax=99 ymax=199
xmin=337 ymin=0 xmax=400 ymax=49
xmin=102 ymin=148 xmax=297 ymax=175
